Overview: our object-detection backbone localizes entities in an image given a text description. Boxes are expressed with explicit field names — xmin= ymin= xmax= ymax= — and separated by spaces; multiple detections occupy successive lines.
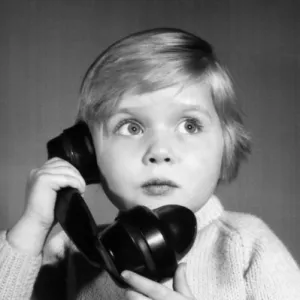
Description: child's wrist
xmin=7 ymin=215 xmax=51 ymax=256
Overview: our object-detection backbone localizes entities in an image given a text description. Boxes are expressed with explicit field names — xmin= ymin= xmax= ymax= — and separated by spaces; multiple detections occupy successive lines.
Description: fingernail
xmin=121 ymin=270 xmax=130 ymax=280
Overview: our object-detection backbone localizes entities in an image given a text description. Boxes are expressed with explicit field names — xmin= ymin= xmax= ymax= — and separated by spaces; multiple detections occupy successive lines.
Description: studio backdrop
xmin=0 ymin=0 xmax=299 ymax=262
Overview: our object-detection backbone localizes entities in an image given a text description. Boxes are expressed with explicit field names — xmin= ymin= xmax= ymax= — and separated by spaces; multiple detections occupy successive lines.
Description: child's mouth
xmin=141 ymin=179 xmax=179 ymax=196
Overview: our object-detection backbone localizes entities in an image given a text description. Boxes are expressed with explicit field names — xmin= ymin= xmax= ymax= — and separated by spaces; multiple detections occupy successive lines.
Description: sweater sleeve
xmin=31 ymin=230 xmax=72 ymax=300
xmin=0 ymin=230 xmax=42 ymax=300
xmin=243 ymin=218 xmax=300 ymax=299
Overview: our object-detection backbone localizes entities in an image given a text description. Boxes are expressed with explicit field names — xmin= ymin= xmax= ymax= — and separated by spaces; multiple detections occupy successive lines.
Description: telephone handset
xmin=47 ymin=122 xmax=197 ymax=286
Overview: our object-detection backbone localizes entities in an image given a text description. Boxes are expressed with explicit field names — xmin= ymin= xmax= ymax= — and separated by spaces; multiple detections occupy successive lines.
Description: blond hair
xmin=77 ymin=28 xmax=251 ymax=182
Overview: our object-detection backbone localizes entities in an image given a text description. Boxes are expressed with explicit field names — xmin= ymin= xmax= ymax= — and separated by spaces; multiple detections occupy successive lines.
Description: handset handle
xmin=54 ymin=187 xmax=103 ymax=267
xmin=47 ymin=122 xmax=103 ymax=265
xmin=55 ymin=187 xmax=121 ymax=284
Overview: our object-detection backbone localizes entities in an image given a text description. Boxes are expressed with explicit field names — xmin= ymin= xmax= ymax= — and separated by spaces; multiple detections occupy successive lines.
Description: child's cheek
xmin=99 ymin=138 xmax=138 ymax=170
xmin=185 ymin=135 xmax=223 ymax=169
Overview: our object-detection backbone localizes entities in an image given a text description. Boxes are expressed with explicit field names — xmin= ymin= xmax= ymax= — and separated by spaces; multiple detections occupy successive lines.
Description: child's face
xmin=91 ymin=83 xmax=224 ymax=212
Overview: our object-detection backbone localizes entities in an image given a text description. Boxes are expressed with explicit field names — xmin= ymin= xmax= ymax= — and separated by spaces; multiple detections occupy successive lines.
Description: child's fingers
xmin=39 ymin=166 xmax=85 ymax=189
xmin=122 ymin=270 xmax=194 ymax=300
xmin=44 ymin=157 xmax=82 ymax=174
xmin=31 ymin=169 xmax=85 ymax=194
xmin=44 ymin=157 xmax=65 ymax=165
xmin=173 ymin=263 xmax=193 ymax=298
xmin=45 ymin=166 xmax=84 ymax=184
xmin=45 ymin=160 xmax=86 ymax=189
xmin=121 ymin=271 xmax=171 ymax=300
xmin=48 ymin=173 xmax=86 ymax=194
xmin=125 ymin=288 xmax=151 ymax=300
xmin=45 ymin=173 xmax=85 ymax=194
xmin=32 ymin=158 xmax=86 ymax=188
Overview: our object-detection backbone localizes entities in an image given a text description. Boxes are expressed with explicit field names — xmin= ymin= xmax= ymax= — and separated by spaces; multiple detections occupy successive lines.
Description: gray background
xmin=0 ymin=0 xmax=299 ymax=262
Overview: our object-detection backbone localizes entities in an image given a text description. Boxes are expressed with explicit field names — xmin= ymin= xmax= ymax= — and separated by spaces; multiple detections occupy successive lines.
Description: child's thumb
xmin=173 ymin=263 xmax=193 ymax=298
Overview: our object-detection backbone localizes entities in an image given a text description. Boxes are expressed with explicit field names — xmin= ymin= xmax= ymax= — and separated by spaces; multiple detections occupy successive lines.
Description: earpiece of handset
xmin=46 ymin=122 xmax=100 ymax=185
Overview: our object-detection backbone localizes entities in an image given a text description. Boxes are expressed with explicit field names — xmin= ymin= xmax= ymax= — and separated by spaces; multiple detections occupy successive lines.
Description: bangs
xmin=77 ymin=28 xmax=215 ymax=124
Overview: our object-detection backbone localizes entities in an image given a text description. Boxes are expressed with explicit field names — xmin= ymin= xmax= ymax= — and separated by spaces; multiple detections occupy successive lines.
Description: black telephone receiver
xmin=47 ymin=122 xmax=197 ymax=286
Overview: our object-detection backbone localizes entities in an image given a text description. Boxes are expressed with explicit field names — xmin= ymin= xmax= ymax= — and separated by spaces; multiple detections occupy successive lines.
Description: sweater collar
xmin=194 ymin=195 xmax=224 ymax=232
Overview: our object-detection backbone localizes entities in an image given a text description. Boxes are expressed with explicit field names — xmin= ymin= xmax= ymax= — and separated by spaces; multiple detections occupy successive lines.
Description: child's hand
xmin=23 ymin=157 xmax=86 ymax=229
xmin=7 ymin=157 xmax=85 ymax=255
xmin=122 ymin=263 xmax=195 ymax=300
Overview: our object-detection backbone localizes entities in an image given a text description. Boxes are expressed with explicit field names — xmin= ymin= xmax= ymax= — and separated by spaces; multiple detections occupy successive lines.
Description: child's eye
xmin=115 ymin=120 xmax=143 ymax=136
xmin=178 ymin=118 xmax=203 ymax=134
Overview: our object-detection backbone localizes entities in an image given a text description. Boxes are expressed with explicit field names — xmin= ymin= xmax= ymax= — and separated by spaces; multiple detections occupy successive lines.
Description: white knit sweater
xmin=1 ymin=196 xmax=300 ymax=300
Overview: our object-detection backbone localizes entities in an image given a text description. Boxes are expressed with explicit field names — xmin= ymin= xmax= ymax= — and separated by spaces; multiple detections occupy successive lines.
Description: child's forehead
xmin=115 ymin=83 xmax=214 ymax=112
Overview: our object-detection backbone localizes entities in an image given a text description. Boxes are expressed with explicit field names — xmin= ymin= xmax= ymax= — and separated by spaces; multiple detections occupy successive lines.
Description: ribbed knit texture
xmin=0 ymin=231 xmax=42 ymax=300
xmin=1 ymin=195 xmax=300 ymax=299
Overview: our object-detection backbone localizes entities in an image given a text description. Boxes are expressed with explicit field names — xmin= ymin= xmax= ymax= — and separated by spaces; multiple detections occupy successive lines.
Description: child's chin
xmin=137 ymin=195 xmax=184 ymax=210
xmin=120 ymin=189 xmax=185 ymax=211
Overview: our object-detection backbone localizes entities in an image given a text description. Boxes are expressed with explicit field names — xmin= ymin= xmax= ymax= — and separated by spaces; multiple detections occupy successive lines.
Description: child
xmin=1 ymin=28 xmax=300 ymax=300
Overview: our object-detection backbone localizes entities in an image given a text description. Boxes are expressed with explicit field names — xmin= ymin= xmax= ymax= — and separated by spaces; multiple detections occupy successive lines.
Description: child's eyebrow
xmin=112 ymin=105 xmax=212 ymax=118
xmin=180 ymin=105 xmax=212 ymax=119
xmin=106 ymin=108 xmax=137 ymax=123
xmin=110 ymin=107 xmax=135 ymax=116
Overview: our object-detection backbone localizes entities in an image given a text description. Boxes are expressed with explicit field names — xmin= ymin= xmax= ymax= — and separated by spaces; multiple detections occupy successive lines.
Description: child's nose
xmin=142 ymin=136 xmax=176 ymax=165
